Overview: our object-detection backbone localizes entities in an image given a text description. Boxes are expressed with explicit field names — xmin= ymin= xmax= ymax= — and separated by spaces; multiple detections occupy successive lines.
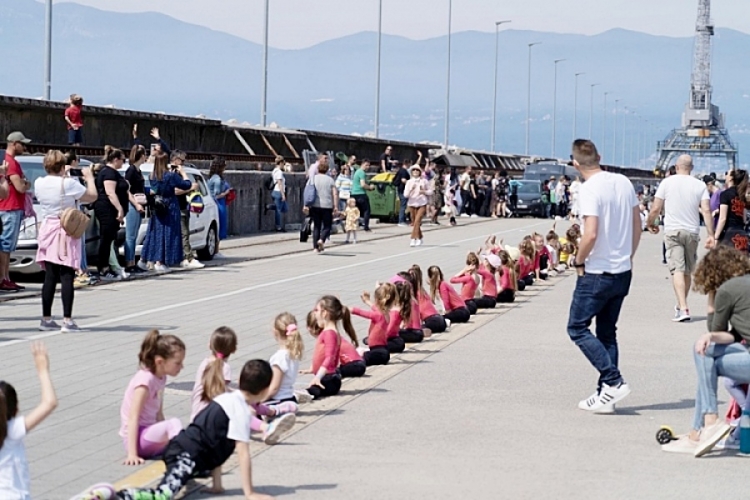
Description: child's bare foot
xmin=202 ymin=485 xmax=225 ymax=495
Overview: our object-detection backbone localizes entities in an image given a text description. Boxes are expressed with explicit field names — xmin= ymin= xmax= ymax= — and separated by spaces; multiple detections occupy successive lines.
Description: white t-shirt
xmin=654 ymin=174 xmax=709 ymax=234
xmin=269 ymin=349 xmax=299 ymax=401
xmin=213 ymin=390 xmax=252 ymax=443
xmin=460 ymin=173 xmax=471 ymax=190
xmin=554 ymin=181 xmax=566 ymax=200
xmin=34 ymin=176 xmax=87 ymax=222
xmin=578 ymin=171 xmax=639 ymax=274
xmin=0 ymin=417 xmax=30 ymax=500
xmin=272 ymin=167 xmax=285 ymax=192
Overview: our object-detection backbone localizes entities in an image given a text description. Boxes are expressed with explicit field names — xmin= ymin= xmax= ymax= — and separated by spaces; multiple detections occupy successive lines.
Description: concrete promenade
xmin=1 ymin=218 xmax=741 ymax=500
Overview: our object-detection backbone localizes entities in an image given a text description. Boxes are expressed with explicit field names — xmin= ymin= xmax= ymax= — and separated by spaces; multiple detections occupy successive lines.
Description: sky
xmin=52 ymin=0 xmax=750 ymax=49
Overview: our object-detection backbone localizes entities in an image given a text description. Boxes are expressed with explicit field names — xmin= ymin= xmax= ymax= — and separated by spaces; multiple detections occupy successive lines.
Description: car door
xmin=188 ymin=173 xmax=208 ymax=249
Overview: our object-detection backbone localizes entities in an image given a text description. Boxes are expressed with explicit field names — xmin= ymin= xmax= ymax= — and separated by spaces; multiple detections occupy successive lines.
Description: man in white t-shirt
xmin=646 ymin=154 xmax=714 ymax=323
xmin=567 ymin=139 xmax=641 ymax=413
xmin=271 ymin=155 xmax=287 ymax=232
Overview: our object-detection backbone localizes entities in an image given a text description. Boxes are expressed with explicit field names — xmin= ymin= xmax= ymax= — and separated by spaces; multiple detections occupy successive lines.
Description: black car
xmin=511 ymin=180 xmax=543 ymax=218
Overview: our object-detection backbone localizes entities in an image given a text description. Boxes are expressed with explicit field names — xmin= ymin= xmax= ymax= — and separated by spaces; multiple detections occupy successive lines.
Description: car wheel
xmin=197 ymin=223 xmax=218 ymax=261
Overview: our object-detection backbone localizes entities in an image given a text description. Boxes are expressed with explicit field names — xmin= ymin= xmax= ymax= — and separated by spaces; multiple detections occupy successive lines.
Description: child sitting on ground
xmin=307 ymin=310 xmax=365 ymax=378
xmin=75 ymin=360 xmax=277 ymax=500
xmin=428 ymin=265 xmax=471 ymax=323
xmin=532 ymin=233 xmax=553 ymax=280
xmin=517 ymin=239 xmax=536 ymax=287
xmin=352 ymin=282 xmax=397 ymax=366
xmin=410 ymin=264 xmax=449 ymax=333
xmin=301 ymin=296 xmax=349 ymax=399
xmin=395 ymin=274 xmax=429 ymax=343
xmin=475 ymin=254 xmax=500 ymax=309
xmin=450 ymin=252 xmax=481 ymax=314
xmin=0 ymin=342 xmax=58 ymax=500
xmin=268 ymin=313 xmax=311 ymax=405
xmin=496 ymin=250 xmax=517 ymax=303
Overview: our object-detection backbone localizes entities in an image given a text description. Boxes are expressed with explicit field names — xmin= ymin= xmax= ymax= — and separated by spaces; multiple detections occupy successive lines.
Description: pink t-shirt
xmin=477 ymin=266 xmax=497 ymax=297
xmin=190 ymin=357 xmax=233 ymax=422
xmin=339 ymin=340 xmax=363 ymax=365
xmin=418 ymin=290 xmax=439 ymax=318
xmin=119 ymin=369 xmax=166 ymax=438
xmin=500 ymin=267 xmax=513 ymax=290
xmin=312 ymin=329 xmax=341 ymax=374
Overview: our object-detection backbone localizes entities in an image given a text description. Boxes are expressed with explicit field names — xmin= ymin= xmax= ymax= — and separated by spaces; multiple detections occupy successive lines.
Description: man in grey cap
xmin=0 ymin=132 xmax=32 ymax=292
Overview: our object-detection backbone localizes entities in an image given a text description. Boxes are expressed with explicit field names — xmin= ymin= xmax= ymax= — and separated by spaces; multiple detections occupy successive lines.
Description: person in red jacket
xmin=65 ymin=94 xmax=84 ymax=146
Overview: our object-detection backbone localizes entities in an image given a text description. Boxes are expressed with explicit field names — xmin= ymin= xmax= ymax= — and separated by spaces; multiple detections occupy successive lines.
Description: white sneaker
xmin=137 ymin=260 xmax=150 ymax=271
xmin=118 ymin=269 xmax=130 ymax=279
xmin=672 ymin=309 xmax=691 ymax=323
xmin=410 ymin=239 xmax=416 ymax=247
xmin=294 ymin=391 xmax=313 ymax=404
xmin=213 ymin=252 xmax=227 ymax=259
xmin=715 ymin=433 xmax=740 ymax=450
xmin=695 ymin=421 xmax=732 ymax=457
xmin=263 ymin=413 xmax=296 ymax=445
xmin=398 ymin=223 xmax=408 ymax=227
xmin=578 ymin=383 xmax=630 ymax=412
xmin=186 ymin=259 xmax=205 ymax=269
xmin=662 ymin=437 xmax=698 ymax=454
xmin=415 ymin=239 xmax=423 ymax=246
xmin=154 ymin=264 xmax=169 ymax=273
xmin=445 ymin=318 xmax=451 ymax=331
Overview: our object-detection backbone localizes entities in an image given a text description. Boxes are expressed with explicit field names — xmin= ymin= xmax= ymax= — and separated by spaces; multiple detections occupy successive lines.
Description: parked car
xmin=116 ymin=163 xmax=220 ymax=262
xmin=10 ymin=155 xmax=97 ymax=275
xmin=523 ymin=162 xmax=578 ymax=183
xmin=512 ymin=180 xmax=544 ymax=218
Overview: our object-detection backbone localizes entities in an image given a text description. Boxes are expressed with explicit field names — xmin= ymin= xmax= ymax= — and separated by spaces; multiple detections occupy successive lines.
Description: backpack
xmin=266 ymin=175 xmax=276 ymax=191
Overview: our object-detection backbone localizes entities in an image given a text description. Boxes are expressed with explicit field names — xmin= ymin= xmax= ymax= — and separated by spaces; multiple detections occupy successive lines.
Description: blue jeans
xmin=124 ymin=204 xmax=141 ymax=263
xmin=567 ymin=271 xmax=632 ymax=388
xmin=398 ymin=192 xmax=408 ymax=224
xmin=692 ymin=342 xmax=750 ymax=431
xmin=272 ymin=191 xmax=284 ymax=230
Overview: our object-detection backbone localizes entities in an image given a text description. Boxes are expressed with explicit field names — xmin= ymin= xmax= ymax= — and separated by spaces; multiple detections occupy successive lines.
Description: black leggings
xmin=422 ymin=314 xmax=447 ymax=333
xmin=118 ymin=451 xmax=196 ymax=500
xmin=399 ymin=328 xmax=424 ymax=343
xmin=516 ymin=279 xmax=526 ymax=291
xmin=444 ymin=307 xmax=470 ymax=324
xmin=96 ymin=212 xmax=119 ymax=273
xmin=306 ymin=373 xmax=342 ymax=399
xmin=387 ymin=336 xmax=406 ymax=353
xmin=522 ymin=274 xmax=534 ymax=286
xmin=465 ymin=299 xmax=478 ymax=315
xmin=353 ymin=194 xmax=371 ymax=230
xmin=496 ymin=289 xmax=515 ymax=303
xmin=364 ymin=346 xmax=390 ymax=366
xmin=42 ymin=262 xmax=75 ymax=318
xmin=474 ymin=295 xmax=496 ymax=309
xmin=310 ymin=206 xmax=333 ymax=249
xmin=338 ymin=360 xmax=366 ymax=378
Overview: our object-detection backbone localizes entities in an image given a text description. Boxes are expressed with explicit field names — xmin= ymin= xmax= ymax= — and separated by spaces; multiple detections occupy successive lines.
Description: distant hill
xmin=1 ymin=0 xmax=748 ymax=168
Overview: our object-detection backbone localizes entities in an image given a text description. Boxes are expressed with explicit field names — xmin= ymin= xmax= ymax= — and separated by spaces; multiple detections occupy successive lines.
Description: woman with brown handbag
xmin=33 ymin=150 xmax=97 ymax=332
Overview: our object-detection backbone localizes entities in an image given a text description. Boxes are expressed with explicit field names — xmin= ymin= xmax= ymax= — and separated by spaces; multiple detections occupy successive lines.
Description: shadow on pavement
xmin=236 ymin=483 xmax=337 ymax=497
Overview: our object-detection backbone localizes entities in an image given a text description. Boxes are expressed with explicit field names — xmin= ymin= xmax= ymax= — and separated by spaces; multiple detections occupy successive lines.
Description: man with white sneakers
xmin=567 ymin=139 xmax=641 ymax=414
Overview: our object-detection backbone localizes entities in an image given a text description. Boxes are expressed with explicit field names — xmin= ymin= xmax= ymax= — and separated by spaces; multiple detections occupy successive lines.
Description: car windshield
xmin=16 ymin=160 xmax=47 ymax=201
xmin=515 ymin=182 xmax=540 ymax=194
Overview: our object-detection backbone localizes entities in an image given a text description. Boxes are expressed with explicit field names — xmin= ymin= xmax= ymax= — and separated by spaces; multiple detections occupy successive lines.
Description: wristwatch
xmin=573 ymin=261 xmax=585 ymax=268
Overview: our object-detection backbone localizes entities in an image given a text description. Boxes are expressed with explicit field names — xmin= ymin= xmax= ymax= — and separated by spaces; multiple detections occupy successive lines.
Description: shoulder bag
xmin=303 ymin=174 xmax=318 ymax=207
xmin=59 ymin=177 xmax=90 ymax=239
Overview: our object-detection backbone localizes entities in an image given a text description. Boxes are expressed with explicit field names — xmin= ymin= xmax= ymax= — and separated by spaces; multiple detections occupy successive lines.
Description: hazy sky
xmin=54 ymin=0 xmax=750 ymax=49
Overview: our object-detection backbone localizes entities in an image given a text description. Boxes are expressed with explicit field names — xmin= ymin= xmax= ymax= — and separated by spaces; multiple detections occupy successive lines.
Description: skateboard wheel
xmin=656 ymin=427 xmax=675 ymax=445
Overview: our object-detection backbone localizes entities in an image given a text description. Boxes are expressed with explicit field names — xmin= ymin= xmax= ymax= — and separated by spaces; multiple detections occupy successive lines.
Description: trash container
xmin=367 ymin=172 xmax=398 ymax=222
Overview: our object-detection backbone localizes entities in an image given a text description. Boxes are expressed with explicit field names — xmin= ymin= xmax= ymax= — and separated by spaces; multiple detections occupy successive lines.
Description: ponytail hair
xmin=427 ymin=265 xmax=444 ymax=302
xmin=374 ymin=282 xmax=398 ymax=315
xmin=130 ymin=144 xmax=147 ymax=165
xmin=200 ymin=327 xmax=237 ymax=403
xmin=138 ymin=329 xmax=186 ymax=373
xmin=466 ymin=252 xmax=479 ymax=267
xmin=306 ymin=310 xmax=322 ymax=337
xmin=394 ymin=282 xmax=412 ymax=324
xmin=103 ymin=145 xmax=125 ymax=164
xmin=409 ymin=264 xmax=425 ymax=296
xmin=274 ymin=312 xmax=304 ymax=361
xmin=0 ymin=381 xmax=19 ymax=450
xmin=316 ymin=295 xmax=358 ymax=347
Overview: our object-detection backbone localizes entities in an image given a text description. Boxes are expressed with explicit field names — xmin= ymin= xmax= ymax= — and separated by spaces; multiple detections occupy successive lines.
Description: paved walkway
xmin=2 ymin=218 xmax=738 ymax=500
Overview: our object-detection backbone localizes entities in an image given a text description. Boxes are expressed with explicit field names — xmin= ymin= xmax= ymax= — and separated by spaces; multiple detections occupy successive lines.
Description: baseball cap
xmin=7 ymin=131 xmax=31 ymax=144
xmin=702 ymin=175 xmax=714 ymax=185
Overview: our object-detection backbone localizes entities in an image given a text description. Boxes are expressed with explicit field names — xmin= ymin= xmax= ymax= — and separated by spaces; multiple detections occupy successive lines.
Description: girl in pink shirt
xmin=395 ymin=280 xmax=426 ymax=343
xmin=496 ymin=250 xmax=518 ymax=303
xmin=120 ymin=330 xmax=185 ymax=465
xmin=475 ymin=254 xmax=499 ymax=309
xmin=517 ymin=238 xmax=536 ymax=288
xmin=409 ymin=265 xmax=448 ymax=333
xmin=450 ymin=253 xmax=481 ymax=314
xmin=190 ymin=326 xmax=237 ymax=422
xmin=301 ymin=296 xmax=352 ymax=399
xmin=352 ymin=282 xmax=397 ymax=366
xmin=533 ymin=233 xmax=553 ymax=280
xmin=428 ymin=265 xmax=471 ymax=324
xmin=307 ymin=310 xmax=365 ymax=379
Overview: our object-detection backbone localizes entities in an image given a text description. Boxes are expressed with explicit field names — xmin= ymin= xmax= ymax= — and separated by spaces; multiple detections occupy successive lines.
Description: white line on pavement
xmin=1 ymin=221 xmax=547 ymax=348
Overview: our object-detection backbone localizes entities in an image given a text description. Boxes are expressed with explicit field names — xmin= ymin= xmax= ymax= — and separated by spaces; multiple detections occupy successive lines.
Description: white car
xmin=117 ymin=163 xmax=220 ymax=262
xmin=9 ymin=158 xmax=219 ymax=274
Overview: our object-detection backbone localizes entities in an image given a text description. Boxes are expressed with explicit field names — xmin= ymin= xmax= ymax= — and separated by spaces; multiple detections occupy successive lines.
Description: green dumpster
xmin=367 ymin=172 xmax=398 ymax=222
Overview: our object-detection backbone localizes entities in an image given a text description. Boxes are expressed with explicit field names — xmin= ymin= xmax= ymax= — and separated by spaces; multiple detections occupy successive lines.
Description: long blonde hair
xmin=274 ymin=312 xmax=304 ymax=361
xmin=427 ymin=265 xmax=444 ymax=302
xmin=200 ymin=326 xmax=237 ymax=402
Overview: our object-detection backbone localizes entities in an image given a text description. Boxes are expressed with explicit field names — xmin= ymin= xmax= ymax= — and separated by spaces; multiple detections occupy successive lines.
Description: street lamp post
xmin=551 ymin=58 xmax=565 ymax=158
xmin=491 ymin=20 xmax=511 ymax=152
xmin=444 ymin=0 xmax=453 ymax=147
xmin=622 ymin=107 xmax=628 ymax=166
xmin=602 ymin=91 xmax=610 ymax=161
xmin=573 ymin=72 xmax=585 ymax=140
xmin=588 ymin=83 xmax=600 ymax=139
xmin=260 ymin=0 xmax=269 ymax=126
xmin=44 ymin=0 xmax=52 ymax=100
xmin=613 ymin=99 xmax=621 ymax=164
xmin=525 ymin=42 xmax=541 ymax=156
xmin=375 ymin=0 xmax=383 ymax=138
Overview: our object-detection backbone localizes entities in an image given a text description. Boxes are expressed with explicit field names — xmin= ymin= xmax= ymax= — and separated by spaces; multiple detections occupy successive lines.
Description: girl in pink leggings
xmin=120 ymin=330 xmax=186 ymax=465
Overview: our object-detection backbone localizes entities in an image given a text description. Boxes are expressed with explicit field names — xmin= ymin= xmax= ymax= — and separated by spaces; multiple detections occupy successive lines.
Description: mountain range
xmin=1 ymin=0 xmax=749 ymax=169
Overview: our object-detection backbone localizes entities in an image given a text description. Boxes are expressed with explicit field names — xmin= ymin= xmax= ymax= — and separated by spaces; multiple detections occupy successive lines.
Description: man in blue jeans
xmin=567 ymin=139 xmax=641 ymax=414
xmin=392 ymin=160 xmax=410 ymax=226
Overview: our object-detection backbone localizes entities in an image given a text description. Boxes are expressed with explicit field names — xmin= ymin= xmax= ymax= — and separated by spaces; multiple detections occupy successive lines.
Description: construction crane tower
xmin=655 ymin=0 xmax=737 ymax=171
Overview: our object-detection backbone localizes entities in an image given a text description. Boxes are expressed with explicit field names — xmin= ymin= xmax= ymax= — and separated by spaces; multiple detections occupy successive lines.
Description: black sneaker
xmin=100 ymin=270 xmax=121 ymax=281
xmin=126 ymin=266 xmax=147 ymax=275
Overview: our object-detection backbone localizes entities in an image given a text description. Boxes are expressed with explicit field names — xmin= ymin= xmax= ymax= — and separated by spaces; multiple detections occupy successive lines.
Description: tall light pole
xmin=642 ymin=118 xmax=649 ymax=168
xmin=525 ymin=42 xmax=541 ymax=156
xmin=260 ymin=0 xmax=269 ymax=126
xmin=491 ymin=20 xmax=511 ymax=152
xmin=44 ymin=0 xmax=52 ymax=100
xmin=375 ymin=0 xmax=383 ymax=138
xmin=444 ymin=0 xmax=453 ymax=147
xmin=602 ymin=91 xmax=610 ymax=161
xmin=621 ymin=107 xmax=628 ymax=166
xmin=551 ymin=58 xmax=565 ymax=158
xmin=613 ymin=99 xmax=621 ymax=164
xmin=573 ymin=72 xmax=585 ymax=140
xmin=588 ymin=83 xmax=600 ymax=139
